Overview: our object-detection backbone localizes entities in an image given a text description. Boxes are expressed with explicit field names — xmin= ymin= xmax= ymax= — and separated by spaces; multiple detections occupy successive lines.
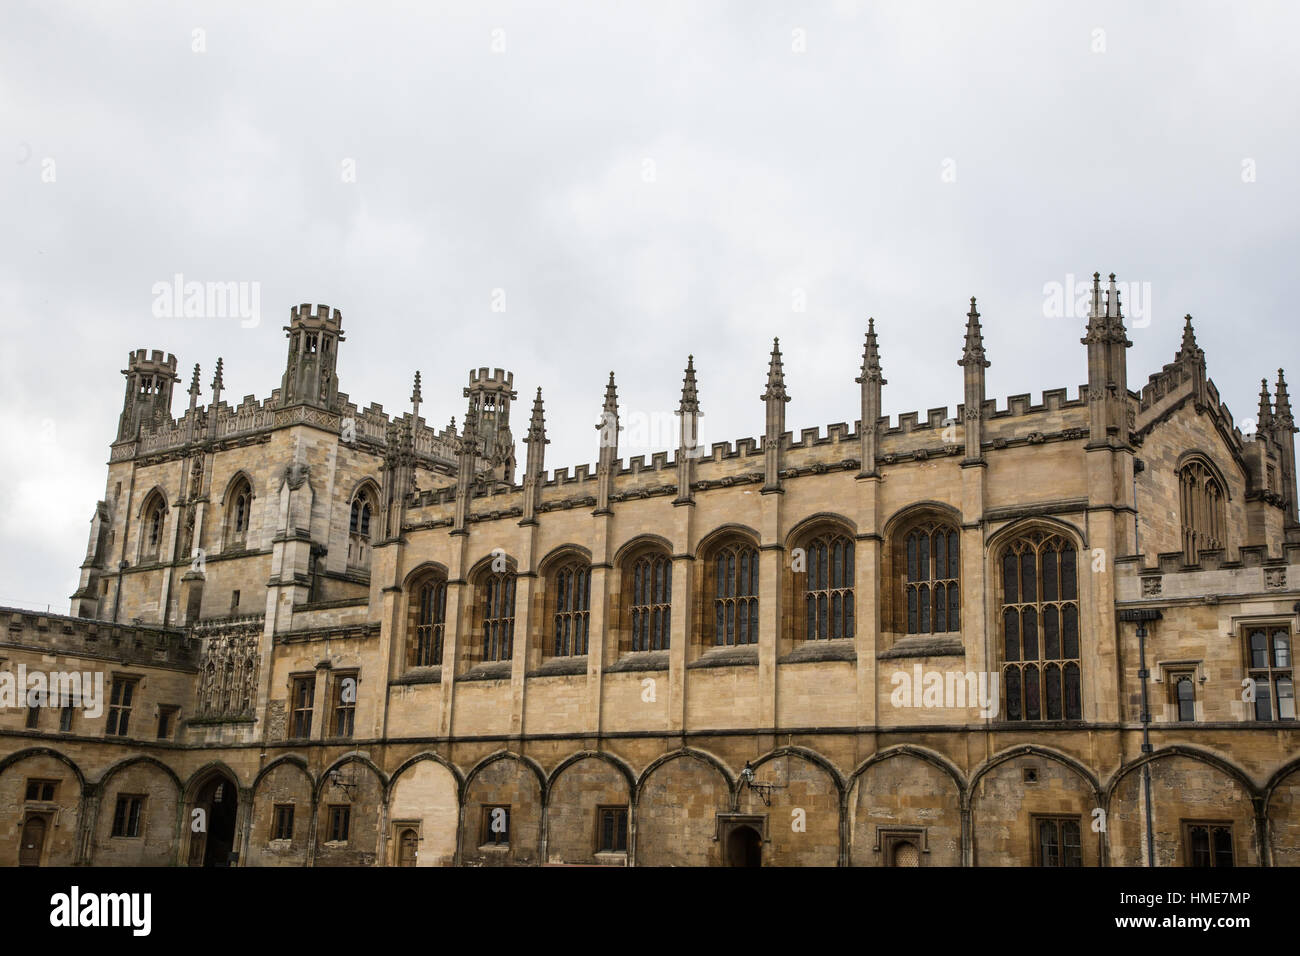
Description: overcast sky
xmin=1 ymin=0 xmax=1297 ymax=612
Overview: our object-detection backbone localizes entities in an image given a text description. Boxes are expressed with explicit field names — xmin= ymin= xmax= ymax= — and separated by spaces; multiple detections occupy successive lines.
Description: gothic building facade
xmin=2 ymin=274 xmax=1298 ymax=867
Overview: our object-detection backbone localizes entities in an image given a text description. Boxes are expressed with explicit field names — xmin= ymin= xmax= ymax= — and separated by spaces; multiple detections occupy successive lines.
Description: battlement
xmin=126 ymin=349 xmax=179 ymax=374
xmin=288 ymin=302 xmax=344 ymax=331
xmin=466 ymin=367 xmax=516 ymax=391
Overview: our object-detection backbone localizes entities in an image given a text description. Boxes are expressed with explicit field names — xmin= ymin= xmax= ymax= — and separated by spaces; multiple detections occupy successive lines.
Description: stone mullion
xmin=854 ymin=474 xmax=881 ymax=727
xmin=438 ymin=530 xmax=470 ymax=738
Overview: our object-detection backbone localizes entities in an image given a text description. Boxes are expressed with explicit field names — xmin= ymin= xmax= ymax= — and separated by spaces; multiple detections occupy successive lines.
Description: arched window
xmin=1178 ymin=457 xmax=1226 ymax=562
xmin=629 ymin=552 xmax=672 ymax=651
xmin=481 ymin=570 xmax=516 ymax=663
xmin=141 ymin=493 xmax=167 ymax=562
xmin=408 ymin=572 xmax=448 ymax=668
xmin=904 ymin=521 xmax=960 ymax=634
xmin=711 ymin=541 xmax=759 ymax=646
xmin=799 ymin=532 xmax=854 ymax=640
xmin=1000 ymin=530 xmax=1081 ymax=721
xmin=227 ymin=476 xmax=253 ymax=548
xmin=551 ymin=561 xmax=591 ymax=657
xmin=348 ymin=487 xmax=376 ymax=568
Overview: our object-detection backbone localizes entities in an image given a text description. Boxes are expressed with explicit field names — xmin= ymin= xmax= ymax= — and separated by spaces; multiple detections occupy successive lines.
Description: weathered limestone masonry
xmin=2 ymin=276 xmax=1297 ymax=867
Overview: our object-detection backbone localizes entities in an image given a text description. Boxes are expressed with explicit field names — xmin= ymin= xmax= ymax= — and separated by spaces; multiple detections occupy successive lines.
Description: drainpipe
xmin=1121 ymin=607 xmax=1162 ymax=867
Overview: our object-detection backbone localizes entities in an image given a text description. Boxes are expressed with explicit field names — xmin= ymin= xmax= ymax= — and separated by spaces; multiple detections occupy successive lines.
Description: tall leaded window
xmin=228 ymin=477 xmax=252 ymax=547
xmin=713 ymin=542 xmax=759 ymax=646
xmin=1178 ymin=457 xmax=1226 ymax=563
xmin=413 ymin=576 xmax=448 ymax=667
xmin=552 ymin=562 xmax=591 ymax=656
xmin=141 ymin=494 xmax=166 ymax=562
xmin=1001 ymin=531 xmax=1081 ymax=721
xmin=348 ymin=489 xmax=375 ymax=567
xmin=1173 ymin=674 xmax=1197 ymax=722
xmin=482 ymin=571 xmax=516 ymax=662
xmin=629 ymin=553 xmax=672 ymax=651
xmin=904 ymin=523 xmax=959 ymax=634
xmin=803 ymin=533 xmax=854 ymax=640
xmin=1246 ymin=626 xmax=1294 ymax=720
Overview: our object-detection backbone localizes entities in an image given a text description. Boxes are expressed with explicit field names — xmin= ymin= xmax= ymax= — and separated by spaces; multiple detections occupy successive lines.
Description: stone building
xmin=2 ymin=274 xmax=1297 ymax=867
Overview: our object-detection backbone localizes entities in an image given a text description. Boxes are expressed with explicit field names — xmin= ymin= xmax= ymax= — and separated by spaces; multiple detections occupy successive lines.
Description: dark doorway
xmin=19 ymin=815 xmax=47 ymax=866
xmin=194 ymin=776 xmax=239 ymax=867
xmin=726 ymin=824 xmax=762 ymax=867
xmin=398 ymin=828 xmax=418 ymax=867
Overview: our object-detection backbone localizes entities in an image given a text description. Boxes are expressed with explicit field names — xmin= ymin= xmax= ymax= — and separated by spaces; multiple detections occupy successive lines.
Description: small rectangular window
xmin=111 ymin=795 xmax=145 ymax=837
xmin=25 ymin=779 xmax=58 ymax=802
xmin=290 ymin=677 xmax=315 ymax=738
xmin=59 ymin=705 xmax=74 ymax=733
xmin=481 ymin=805 xmax=510 ymax=847
xmin=273 ymin=805 xmax=295 ymax=841
xmin=106 ymin=678 xmax=138 ymax=737
xmin=25 ymin=706 xmax=39 ymax=730
xmin=1246 ymin=627 xmax=1293 ymax=721
xmin=157 ymin=706 xmax=178 ymax=739
xmin=1184 ymin=820 xmax=1234 ymax=867
xmin=230 ymin=590 xmax=240 ymax=612
xmin=598 ymin=806 xmax=629 ymax=853
xmin=331 ymin=672 xmax=357 ymax=738
xmin=1033 ymin=815 xmax=1082 ymax=867
xmin=328 ymin=805 xmax=350 ymax=843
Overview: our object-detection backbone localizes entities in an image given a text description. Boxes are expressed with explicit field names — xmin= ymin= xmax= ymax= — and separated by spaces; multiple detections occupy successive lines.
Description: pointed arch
xmin=252 ymin=754 xmax=314 ymax=793
xmin=635 ymin=747 xmax=736 ymax=799
xmin=98 ymin=754 xmax=182 ymax=793
xmin=545 ymin=750 xmax=637 ymax=802
xmin=970 ymin=744 xmax=1102 ymax=799
xmin=750 ymin=745 xmax=846 ymax=796
xmin=1104 ymin=746 xmax=1260 ymax=803
xmin=612 ymin=533 xmax=675 ymax=568
xmin=0 ymin=747 xmax=87 ymax=790
xmin=847 ymin=744 xmax=967 ymax=796
xmin=314 ymin=752 xmax=389 ymax=800
xmin=387 ymin=751 xmax=466 ymax=802
xmin=218 ymin=470 xmax=258 ymax=505
xmin=463 ymin=750 xmax=548 ymax=802
xmin=183 ymin=760 xmax=246 ymax=799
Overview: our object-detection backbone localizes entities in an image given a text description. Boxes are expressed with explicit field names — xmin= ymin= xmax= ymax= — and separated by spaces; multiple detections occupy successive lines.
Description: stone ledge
xmin=878 ymin=636 xmax=965 ymax=660
xmin=456 ymin=662 xmax=512 ymax=682
xmin=688 ymin=646 xmax=758 ymax=669
xmin=779 ymin=639 xmax=857 ymax=664
xmin=605 ymin=651 xmax=669 ymax=673
xmin=527 ymin=656 xmax=588 ymax=678
xmin=391 ymin=666 xmax=441 ymax=686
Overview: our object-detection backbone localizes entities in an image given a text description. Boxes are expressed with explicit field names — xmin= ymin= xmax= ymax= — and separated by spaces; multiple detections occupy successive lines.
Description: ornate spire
xmin=188 ymin=363 xmax=202 ymax=398
xmin=1175 ymin=314 xmax=1205 ymax=366
xmin=761 ymin=338 xmax=790 ymax=403
xmin=210 ymin=356 xmax=224 ymax=405
xmin=526 ymin=386 xmax=547 ymax=444
xmin=959 ymin=297 xmax=990 ymax=368
xmin=410 ymin=370 xmax=422 ymax=419
xmin=596 ymin=371 xmax=619 ymax=443
xmin=1258 ymin=379 xmax=1274 ymax=433
xmin=678 ymin=355 xmax=701 ymax=415
xmin=856 ymin=318 xmax=886 ymax=385
xmin=1276 ymin=368 xmax=1294 ymax=427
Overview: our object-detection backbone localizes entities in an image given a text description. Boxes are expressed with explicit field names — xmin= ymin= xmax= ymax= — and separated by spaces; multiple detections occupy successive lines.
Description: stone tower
xmin=280 ymin=303 xmax=344 ymax=409
xmin=116 ymin=348 xmax=179 ymax=441
xmin=463 ymin=367 xmax=518 ymax=484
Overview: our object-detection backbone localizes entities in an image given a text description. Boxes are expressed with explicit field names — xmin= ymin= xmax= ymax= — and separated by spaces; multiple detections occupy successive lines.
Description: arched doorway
xmin=19 ymin=815 xmax=47 ymax=866
xmin=398 ymin=828 xmax=418 ymax=867
xmin=726 ymin=825 xmax=762 ymax=867
xmin=188 ymin=774 xmax=239 ymax=867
